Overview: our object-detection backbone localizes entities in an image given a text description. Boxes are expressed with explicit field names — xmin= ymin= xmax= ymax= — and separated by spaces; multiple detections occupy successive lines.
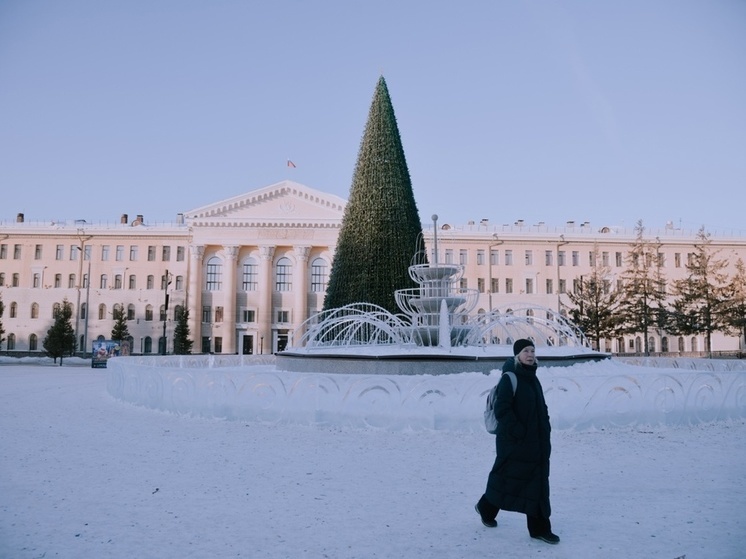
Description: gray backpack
xmin=483 ymin=371 xmax=517 ymax=434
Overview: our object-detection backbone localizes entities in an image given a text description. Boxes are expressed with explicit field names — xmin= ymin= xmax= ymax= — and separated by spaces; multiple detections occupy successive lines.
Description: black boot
xmin=475 ymin=495 xmax=498 ymax=528
xmin=527 ymin=515 xmax=560 ymax=544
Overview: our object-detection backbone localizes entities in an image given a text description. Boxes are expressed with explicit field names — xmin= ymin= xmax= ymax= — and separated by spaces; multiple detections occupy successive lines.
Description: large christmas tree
xmin=323 ymin=76 xmax=426 ymax=315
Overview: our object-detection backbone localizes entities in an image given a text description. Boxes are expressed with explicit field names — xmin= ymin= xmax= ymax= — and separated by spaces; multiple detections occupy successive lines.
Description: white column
xmin=188 ymin=245 xmax=204 ymax=351
xmin=258 ymin=246 xmax=275 ymax=354
xmin=222 ymin=245 xmax=239 ymax=354
xmin=293 ymin=246 xmax=310 ymax=343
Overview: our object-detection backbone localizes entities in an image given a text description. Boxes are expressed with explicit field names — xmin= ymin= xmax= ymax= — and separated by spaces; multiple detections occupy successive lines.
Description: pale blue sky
xmin=1 ymin=0 xmax=744 ymax=232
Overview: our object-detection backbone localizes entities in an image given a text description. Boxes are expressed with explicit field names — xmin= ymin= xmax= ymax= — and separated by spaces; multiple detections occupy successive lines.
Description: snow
xmin=1 ymin=357 xmax=744 ymax=559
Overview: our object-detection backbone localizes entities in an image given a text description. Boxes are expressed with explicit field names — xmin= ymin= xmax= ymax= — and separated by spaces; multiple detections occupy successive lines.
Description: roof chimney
xmin=16 ymin=213 xmax=24 ymax=223
xmin=120 ymin=213 xmax=128 ymax=224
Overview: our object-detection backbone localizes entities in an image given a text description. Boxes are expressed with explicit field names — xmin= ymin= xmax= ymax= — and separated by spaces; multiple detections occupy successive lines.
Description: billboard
xmin=91 ymin=339 xmax=130 ymax=368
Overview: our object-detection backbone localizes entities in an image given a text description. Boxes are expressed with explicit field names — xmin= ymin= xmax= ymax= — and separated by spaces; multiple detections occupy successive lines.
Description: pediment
xmin=184 ymin=180 xmax=347 ymax=227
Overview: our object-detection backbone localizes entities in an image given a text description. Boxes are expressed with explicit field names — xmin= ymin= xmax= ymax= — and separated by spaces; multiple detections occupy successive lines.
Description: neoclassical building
xmin=1 ymin=180 xmax=745 ymax=356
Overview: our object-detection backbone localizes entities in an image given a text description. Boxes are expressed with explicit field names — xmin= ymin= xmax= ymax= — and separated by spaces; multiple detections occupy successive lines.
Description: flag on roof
xmin=287 ymin=160 xmax=296 ymax=168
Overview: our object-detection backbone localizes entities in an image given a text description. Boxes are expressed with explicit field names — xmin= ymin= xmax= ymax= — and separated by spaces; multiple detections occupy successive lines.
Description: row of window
xmin=3 ymin=333 xmax=166 ymax=353
xmin=447 ymin=248 xmax=694 ymax=268
xmin=1 ymin=272 xmax=182 ymax=291
xmin=199 ymin=307 xmax=290 ymax=324
xmin=205 ymin=257 xmax=328 ymax=292
xmin=0 ymin=243 xmax=186 ymax=262
xmin=3 ymin=301 xmax=183 ymax=322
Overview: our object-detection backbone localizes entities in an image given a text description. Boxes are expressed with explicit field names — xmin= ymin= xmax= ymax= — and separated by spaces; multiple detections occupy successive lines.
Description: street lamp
xmin=161 ymin=269 xmax=173 ymax=355
xmin=74 ymin=229 xmax=92 ymax=355
xmin=487 ymin=234 xmax=503 ymax=311
xmin=556 ymin=234 xmax=568 ymax=314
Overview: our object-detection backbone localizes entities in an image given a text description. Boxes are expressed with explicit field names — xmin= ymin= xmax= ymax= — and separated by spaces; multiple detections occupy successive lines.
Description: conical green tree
xmin=323 ymin=76 xmax=426 ymax=315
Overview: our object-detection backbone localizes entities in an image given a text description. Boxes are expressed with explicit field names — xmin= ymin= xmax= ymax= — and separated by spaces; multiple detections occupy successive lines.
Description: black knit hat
xmin=513 ymin=338 xmax=535 ymax=356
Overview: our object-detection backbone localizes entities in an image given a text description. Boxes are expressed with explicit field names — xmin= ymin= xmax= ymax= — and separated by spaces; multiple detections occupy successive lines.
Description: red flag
xmin=287 ymin=160 xmax=296 ymax=168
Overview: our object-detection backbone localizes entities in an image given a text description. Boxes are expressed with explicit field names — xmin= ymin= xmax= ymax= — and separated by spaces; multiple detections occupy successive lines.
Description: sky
xmin=1 ymin=359 xmax=744 ymax=558
xmin=0 ymin=0 xmax=744 ymax=232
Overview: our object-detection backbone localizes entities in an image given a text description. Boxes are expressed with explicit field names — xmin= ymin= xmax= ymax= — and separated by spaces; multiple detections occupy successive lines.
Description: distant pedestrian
xmin=475 ymin=338 xmax=560 ymax=544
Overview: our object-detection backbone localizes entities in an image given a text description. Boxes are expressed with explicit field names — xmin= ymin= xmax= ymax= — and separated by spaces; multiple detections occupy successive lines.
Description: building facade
xmin=1 ymin=180 xmax=745 ymax=356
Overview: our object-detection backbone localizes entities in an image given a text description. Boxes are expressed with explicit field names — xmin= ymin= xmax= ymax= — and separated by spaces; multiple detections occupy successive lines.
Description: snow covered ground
xmin=1 ymin=358 xmax=744 ymax=558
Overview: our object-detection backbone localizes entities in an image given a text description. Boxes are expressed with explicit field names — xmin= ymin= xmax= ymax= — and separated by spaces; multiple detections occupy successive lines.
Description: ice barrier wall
xmin=106 ymin=355 xmax=746 ymax=432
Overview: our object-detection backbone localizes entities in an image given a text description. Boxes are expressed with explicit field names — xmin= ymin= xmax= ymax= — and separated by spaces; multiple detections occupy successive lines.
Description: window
xmin=81 ymin=303 xmax=87 ymax=320
xmin=459 ymin=278 xmax=467 ymax=289
xmin=615 ymin=252 xmax=623 ymax=267
xmin=674 ymin=253 xmax=681 ymax=268
xmin=589 ymin=251 xmax=596 ymax=267
xmin=490 ymin=250 xmax=499 ymax=266
xmin=311 ymin=258 xmax=327 ymax=292
xmin=70 ymin=245 xmax=78 ymax=260
xmin=559 ymin=279 xmax=567 ymax=294
xmin=445 ymin=249 xmax=454 ymax=264
xmin=7 ymin=333 xmax=15 ymax=349
xmin=129 ymin=275 xmax=137 ymax=289
xmin=0 ymin=272 xmax=4 ymax=286
xmin=242 ymin=258 xmax=258 ymax=291
xmin=242 ymin=309 xmax=256 ymax=322
xmin=114 ymin=274 xmax=122 ymax=289
xmin=0 ymin=244 xmax=6 ymax=259
xmin=147 ymin=275 xmax=154 ymax=289
xmin=31 ymin=303 xmax=39 ymax=319
xmin=505 ymin=278 xmax=513 ymax=294
xmin=144 ymin=337 xmax=153 ymax=353
xmin=572 ymin=251 xmax=580 ymax=266
xmin=162 ymin=246 xmax=171 ymax=261
xmin=176 ymin=246 xmax=185 ymax=261
xmin=525 ymin=250 xmax=533 ymax=265
xmin=84 ymin=245 xmax=91 ymax=260
xmin=98 ymin=304 xmax=106 ymax=320
xmin=505 ymin=250 xmax=513 ymax=265
xmin=173 ymin=305 xmax=183 ymax=321
xmin=35 ymin=245 xmax=42 ymax=260
xmin=657 ymin=252 xmax=665 ymax=267
xmin=558 ymin=251 xmax=566 ymax=266
xmin=9 ymin=302 xmax=17 ymax=318
xmin=459 ymin=250 xmax=467 ymax=265
xmin=115 ymin=245 xmax=125 ymax=261
xmin=202 ymin=306 xmax=211 ymax=323
xmin=161 ymin=274 xmax=170 ymax=290
xmin=275 ymin=257 xmax=292 ymax=291
xmin=214 ymin=306 xmax=224 ymax=322
xmin=129 ymin=246 xmax=138 ymax=261
xmin=68 ymin=274 xmax=75 ymax=288
xmin=127 ymin=304 xmax=135 ymax=320
xmin=12 ymin=273 xmax=19 ymax=287
xmin=160 ymin=305 xmax=167 ymax=321
xmin=277 ymin=310 xmax=290 ymax=323
xmin=100 ymin=275 xmax=108 ymax=289
xmin=603 ymin=280 xmax=611 ymax=294
xmin=54 ymin=274 xmax=62 ymax=288
xmin=29 ymin=334 xmax=38 ymax=351
xmin=525 ymin=278 xmax=534 ymax=294
xmin=490 ymin=278 xmax=499 ymax=293
xmin=175 ymin=275 xmax=183 ymax=290
xmin=83 ymin=274 xmax=88 ymax=288
xmin=145 ymin=305 xmax=154 ymax=321
xmin=546 ymin=279 xmax=553 ymax=294
xmin=13 ymin=244 xmax=21 ymax=259
xmin=476 ymin=250 xmax=485 ymax=265
xmin=102 ymin=245 xmax=110 ymax=261
xmin=148 ymin=246 xmax=156 ymax=261
xmin=545 ymin=250 xmax=553 ymax=266
xmin=56 ymin=245 xmax=64 ymax=260
xmin=477 ymin=278 xmax=485 ymax=293
xmin=573 ymin=279 xmax=581 ymax=294
xmin=206 ymin=257 xmax=222 ymax=291
xmin=214 ymin=337 xmax=223 ymax=353
xmin=602 ymin=252 xmax=609 ymax=266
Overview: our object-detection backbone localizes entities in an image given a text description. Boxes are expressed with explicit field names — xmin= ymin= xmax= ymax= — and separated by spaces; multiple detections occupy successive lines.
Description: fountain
xmin=276 ymin=215 xmax=609 ymax=375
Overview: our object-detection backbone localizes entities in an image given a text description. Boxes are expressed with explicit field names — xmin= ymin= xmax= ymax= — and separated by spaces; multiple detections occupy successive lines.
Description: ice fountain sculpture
xmin=277 ymin=216 xmax=606 ymax=374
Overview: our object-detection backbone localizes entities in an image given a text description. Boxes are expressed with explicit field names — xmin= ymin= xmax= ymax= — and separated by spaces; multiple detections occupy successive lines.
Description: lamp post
xmin=161 ymin=269 xmax=172 ymax=355
xmin=556 ymin=234 xmax=569 ymax=315
xmin=74 ymin=229 xmax=92 ymax=355
xmin=487 ymin=234 xmax=503 ymax=311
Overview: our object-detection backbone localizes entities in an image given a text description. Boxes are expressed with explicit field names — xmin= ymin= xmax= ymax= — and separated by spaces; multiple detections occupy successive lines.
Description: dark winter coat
xmin=484 ymin=357 xmax=552 ymax=518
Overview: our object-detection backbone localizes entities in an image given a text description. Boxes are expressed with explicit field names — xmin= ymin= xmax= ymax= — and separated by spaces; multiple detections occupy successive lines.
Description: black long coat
xmin=484 ymin=357 xmax=552 ymax=518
